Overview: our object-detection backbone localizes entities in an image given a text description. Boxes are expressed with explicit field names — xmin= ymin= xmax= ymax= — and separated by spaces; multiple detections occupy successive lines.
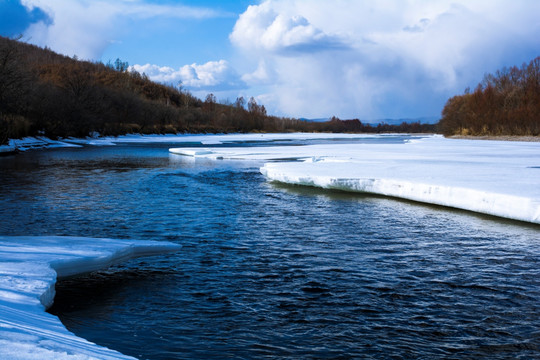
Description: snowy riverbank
xmin=1 ymin=133 xmax=408 ymax=152
xmin=1 ymin=137 xmax=82 ymax=153
xmin=2 ymin=133 xmax=539 ymax=154
xmin=170 ymin=135 xmax=540 ymax=224
xmin=0 ymin=236 xmax=181 ymax=360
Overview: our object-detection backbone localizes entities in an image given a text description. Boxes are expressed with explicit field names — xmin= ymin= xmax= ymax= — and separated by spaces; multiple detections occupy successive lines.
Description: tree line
xmin=0 ymin=36 xmax=295 ymax=143
xmin=0 ymin=36 xmax=436 ymax=145
xmin=439 ymin=56 xmax=540 ymax=136
xmin=301 ymin=117 xmax=436 ymax=133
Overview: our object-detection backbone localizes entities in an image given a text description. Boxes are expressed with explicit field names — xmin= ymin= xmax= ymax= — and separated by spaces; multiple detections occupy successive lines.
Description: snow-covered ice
xmin=7 ymin=137 xmax=82 ymax=151
xmin=76 ymin=132 xmax=380 ymax=146
xmin=5 ymin=133 xmax=383 ymax=151
xmin=170 ymin=135 xmax=540 ymax=224
xmin=0 ymin=144 xmax=17 ymax=154
xmin=0 ymin=236 xmax=181 ymax=360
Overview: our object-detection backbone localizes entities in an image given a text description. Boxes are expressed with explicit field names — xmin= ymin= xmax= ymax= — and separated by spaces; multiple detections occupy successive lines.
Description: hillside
xmin=0 ymin=36 xmax=308 ymax=144
xmin=439 ymin=57 xmax=540 ymax=136
xmin=0 ymin=37 xmax=437 ymax=145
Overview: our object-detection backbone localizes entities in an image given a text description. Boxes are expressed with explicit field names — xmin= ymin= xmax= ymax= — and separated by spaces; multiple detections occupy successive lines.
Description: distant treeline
xmin=302 ymin=117 xmax=436 ymax=133
xmin=0 ymin=36 xmax=436 ymax=145
xmin=439 ymin=57 xmax=540 ymax=136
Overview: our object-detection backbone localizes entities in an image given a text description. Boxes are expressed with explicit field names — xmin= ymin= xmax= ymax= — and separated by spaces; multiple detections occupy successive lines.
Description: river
xmin=1 ymin=136 xmax=539 ymax=359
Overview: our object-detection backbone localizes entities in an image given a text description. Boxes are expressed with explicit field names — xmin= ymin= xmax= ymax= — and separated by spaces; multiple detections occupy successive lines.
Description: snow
xmin=8 ymin=137 xmax=82 ymax=151
xmin=0 ymin=145 xmax=17 ymax=154
xmin=5 ymin=133 xmax=385 ymax=152
xmin=170 ymin=135 xmax=540 ymax=224
xmin=0 ymin=236 xmax=181 ymax=360
xmin=73 ymin=132 xmax=380 ymax=146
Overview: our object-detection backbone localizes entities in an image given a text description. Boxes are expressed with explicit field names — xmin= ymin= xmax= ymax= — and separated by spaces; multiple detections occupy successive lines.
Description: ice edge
xmin=260 ymin=166 xmax=540 ymax=224
xmin=0 ymin=236 xmax=182 ymax=360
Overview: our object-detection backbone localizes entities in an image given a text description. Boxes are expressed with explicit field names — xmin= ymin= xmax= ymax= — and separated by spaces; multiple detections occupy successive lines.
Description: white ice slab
xmin=0 ymin=236 xmax=181 ymax=360
xmin=169 ymin=146 xmax=316 ymax=161
xmin=260 ymin=137 xmax=540 ymax=223
xmin=171 ymin=148 xmax=214 ymax=156
xmin=170 ymin=135 xmax=539 ymax=223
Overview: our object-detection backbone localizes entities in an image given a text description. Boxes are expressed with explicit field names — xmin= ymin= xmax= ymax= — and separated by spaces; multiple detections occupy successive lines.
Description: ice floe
xmin=170 ymin=135 xmax=540 ymax=224
xmin=0 ymin=236 xmax=181 ymax=360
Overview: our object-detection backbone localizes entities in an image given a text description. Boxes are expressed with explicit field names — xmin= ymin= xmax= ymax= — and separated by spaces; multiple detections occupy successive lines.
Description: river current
xmin=1 ymin=136 xmax=539 ymax=359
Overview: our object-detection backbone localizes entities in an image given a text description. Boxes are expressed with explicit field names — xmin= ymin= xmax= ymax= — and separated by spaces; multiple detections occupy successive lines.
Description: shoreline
xmin=448 ymin=135 xmax=540 ymax=142
xmin=2 ymin=132 xmax=539 ymax=155
xmin=0 ymin=133 xmax=433 ymax=153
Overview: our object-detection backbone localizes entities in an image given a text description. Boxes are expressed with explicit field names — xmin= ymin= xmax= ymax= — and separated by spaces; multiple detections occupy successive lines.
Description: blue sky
xmin=1 ymin=0 xmax=539 ymax=121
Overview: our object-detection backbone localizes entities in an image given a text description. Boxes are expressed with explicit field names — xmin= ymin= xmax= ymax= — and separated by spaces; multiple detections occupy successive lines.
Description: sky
xmin=1 ymin=0 xmax=539 ymax=121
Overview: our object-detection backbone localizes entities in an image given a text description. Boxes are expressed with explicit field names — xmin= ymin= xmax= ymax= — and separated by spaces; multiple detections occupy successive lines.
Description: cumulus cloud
xmin=230 ymin=0 xmax=540 ymax=119
xmin=230 ymin=1 xmax=347 ymax=53
xmin=19 ymin=0 xmax=229 ymax=60
xmin=131 ymin=60 xmax=246 ymax=91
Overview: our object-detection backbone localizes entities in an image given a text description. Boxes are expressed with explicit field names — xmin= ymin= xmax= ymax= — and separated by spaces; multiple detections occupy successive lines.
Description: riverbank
xmin=3 ymin=133 xmax=539 ymax=155
xmin=0 ymin=133 xmax=422 ymax=152
xmin=449 ymin=135 xmax=540 ymax=142
xmin=0 ymin=136 xmax=82 ymax=153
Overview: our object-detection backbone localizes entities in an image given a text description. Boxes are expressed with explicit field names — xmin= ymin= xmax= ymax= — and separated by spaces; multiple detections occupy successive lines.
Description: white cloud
xmin=20 ymin=0 xmax=229 ymax=60
xmin=230 ymin=1 xmax=346 ymax=53
xmin=241 ymin=60 xmax=276 ymax=85
xmin=131 ymin=60 xmax=246 ymax=91
xmin=19 ymin=0 xmax=540 ymax=119
xmin=230 ymin=0 xmax=540 ymax=119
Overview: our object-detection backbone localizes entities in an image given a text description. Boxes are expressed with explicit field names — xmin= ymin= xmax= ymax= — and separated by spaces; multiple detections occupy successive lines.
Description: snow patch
xmin=0 ymin=145 xmax=17 ymax=154
xmin=9 ymin=137 xmax=82 ymax=151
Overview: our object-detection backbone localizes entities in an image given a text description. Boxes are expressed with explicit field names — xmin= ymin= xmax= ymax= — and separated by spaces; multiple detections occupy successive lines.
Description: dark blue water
xmin=1 ymin=138 xmax=539 ymax=359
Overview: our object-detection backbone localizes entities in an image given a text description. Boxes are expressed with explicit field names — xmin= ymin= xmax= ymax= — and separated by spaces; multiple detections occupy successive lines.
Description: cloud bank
xmin=7 ymin=0 xmax=540 ymax=119
xmin=228 ymin=0 xmax=540 ymax=119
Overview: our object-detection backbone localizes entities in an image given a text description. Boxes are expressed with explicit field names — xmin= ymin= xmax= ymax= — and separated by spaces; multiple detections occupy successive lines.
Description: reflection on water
xmin=1 ymin=140 xmax=539 ymax=359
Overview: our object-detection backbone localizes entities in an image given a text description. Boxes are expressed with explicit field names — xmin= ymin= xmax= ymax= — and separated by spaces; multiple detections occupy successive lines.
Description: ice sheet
xmin=5 ymin=133 xmax=388 ymax=151
xmin=170 ymin=135 xmax=540 ymax=223
xmin=75 ymin=132 xmax=380 ymax=146
xmin=0 ymin=236 xmax=181 ymax=360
